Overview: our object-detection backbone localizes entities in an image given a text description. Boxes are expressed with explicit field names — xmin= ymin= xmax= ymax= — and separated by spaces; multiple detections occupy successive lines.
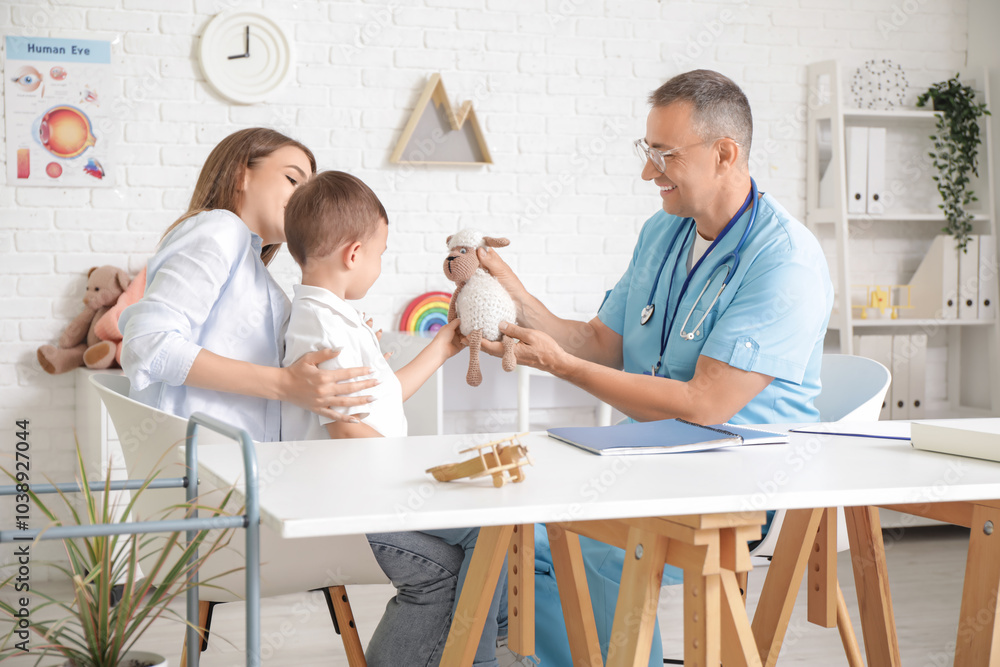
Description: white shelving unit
xmin=806 ymin=60 xmax=999 ymax=419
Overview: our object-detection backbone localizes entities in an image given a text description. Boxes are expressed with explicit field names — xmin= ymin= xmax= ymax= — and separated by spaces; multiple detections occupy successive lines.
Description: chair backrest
xmin=750 ymin=354 xmax=891 ymax=560
xmin=89 ymin=373 xmax=232 ymax=519
xmin=88 ymin=373 xmax=390 ymax=599
xmin=814 ymin=354 xmax=891 ymax=422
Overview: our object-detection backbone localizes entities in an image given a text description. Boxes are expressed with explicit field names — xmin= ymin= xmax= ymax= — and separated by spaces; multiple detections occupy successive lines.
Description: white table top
xmin=191 ymin=428 xmax=1000 ymax=539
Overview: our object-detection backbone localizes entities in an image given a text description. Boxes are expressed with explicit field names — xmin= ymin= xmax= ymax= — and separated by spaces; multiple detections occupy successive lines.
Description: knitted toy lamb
xmin=443 ymin=229 xmax=517 ymax=386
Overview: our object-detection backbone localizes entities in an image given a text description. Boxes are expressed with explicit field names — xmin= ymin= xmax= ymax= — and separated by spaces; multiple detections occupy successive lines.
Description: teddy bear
xmin=37 ymin=265 xmax=130 ymax=374
xmin=443 ymin=229 xmax=517 ymax=386
xmin=93 ymin=265 xmax=146 ymax=367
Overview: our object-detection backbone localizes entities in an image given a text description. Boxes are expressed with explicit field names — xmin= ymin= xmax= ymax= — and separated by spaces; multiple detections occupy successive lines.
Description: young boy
xmin=281 ymin=171 xmax=509 ymax=667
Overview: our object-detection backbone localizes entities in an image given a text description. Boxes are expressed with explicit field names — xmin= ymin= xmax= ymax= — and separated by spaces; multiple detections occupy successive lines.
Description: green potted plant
xmin=916 ymin=73 xmax=992 ymax=252
xmin=0 ymin=450 xmax=238 ymax=667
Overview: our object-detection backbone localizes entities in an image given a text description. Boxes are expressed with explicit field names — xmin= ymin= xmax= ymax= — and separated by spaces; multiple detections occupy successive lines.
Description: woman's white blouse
xmin=120 ymin=209 xmax=289 ymax=442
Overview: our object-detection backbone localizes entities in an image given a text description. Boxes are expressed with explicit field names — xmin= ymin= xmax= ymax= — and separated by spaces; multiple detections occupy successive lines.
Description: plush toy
xmin=443 ymin=229 xmax=517 ymax=386
xmin=37 ymin=265 xmax=130 ymax=374
xmin=93 ymin=265 xmax=146 ymax=367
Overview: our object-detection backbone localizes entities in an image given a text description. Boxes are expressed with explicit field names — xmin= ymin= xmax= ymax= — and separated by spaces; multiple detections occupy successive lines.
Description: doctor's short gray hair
xmin=648 ymin=70 xmax=752 ymax=166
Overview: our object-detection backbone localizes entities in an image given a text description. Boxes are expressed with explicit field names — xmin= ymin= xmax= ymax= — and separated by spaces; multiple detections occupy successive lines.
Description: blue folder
xmin=547 ymin=418 xmax=788 ymax=456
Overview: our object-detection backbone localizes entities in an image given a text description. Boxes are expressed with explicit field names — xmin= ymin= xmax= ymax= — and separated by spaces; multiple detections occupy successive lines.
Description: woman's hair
xmin=162 ymin=127 xmax=317 ymax=265
xmin=284 ymin=170 xmax=388 ymax=266
xmin=648 ymin=69 xmax=752 ymax=165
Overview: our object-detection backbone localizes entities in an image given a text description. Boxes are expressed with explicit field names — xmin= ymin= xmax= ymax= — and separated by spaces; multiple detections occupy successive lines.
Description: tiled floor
xmin=4 ymin=525 xmax=970 ymax=665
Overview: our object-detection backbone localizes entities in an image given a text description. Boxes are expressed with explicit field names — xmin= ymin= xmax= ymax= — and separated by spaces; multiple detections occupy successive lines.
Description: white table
xmin=195 ymin=429 xmax=1000 ymax=666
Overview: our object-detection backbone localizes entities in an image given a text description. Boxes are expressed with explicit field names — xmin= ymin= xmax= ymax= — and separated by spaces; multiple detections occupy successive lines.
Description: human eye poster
xmin=4 ymin=36 xmax=113 ymax=187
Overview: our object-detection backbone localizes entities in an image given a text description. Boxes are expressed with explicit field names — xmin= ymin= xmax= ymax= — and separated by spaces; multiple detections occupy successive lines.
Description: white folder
xmin=845 ymin=126 xmax=869 ymax=215
xmin=958 ymin=235 xmax=980 ymax=321
xmin=906 ymin=236 xmax=959 ymax=320
xmin=855 ymin=334 xmax=893 ymax=420
xmin=907 ymin=334 xmax=927 ymax=419
xmin=979 ymin=235 xmax=998 ymax=321
xmin=866 ymin=127 xmax=886 ymax=215
xmin=889 ymin=335 xmax=910 ymax=420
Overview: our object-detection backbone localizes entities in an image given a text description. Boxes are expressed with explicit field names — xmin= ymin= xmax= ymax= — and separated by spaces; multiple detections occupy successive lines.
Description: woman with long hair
xmin=121 ymin=128 xmax=375 ymax=439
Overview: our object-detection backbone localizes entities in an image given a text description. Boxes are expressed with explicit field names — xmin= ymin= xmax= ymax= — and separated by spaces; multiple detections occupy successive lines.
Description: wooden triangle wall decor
xmin=390 ymin=73 xmax=493 ymax=166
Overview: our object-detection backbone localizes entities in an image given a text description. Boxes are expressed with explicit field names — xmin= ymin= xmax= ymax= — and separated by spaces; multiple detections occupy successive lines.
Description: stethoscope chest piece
xmin=640 ymin=304 xmax=655 ymax=326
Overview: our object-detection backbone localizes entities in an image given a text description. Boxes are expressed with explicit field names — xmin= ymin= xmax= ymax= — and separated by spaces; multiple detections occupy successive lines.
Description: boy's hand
xmin=431 ymin=318 xmax=465 ymax=360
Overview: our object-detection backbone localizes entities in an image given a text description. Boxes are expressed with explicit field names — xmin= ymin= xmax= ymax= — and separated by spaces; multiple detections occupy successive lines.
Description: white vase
xmin=63 ymin=652 xmax=167 ymax=667
xmin=119 ymin=651 xmax=167 ymax=667
xmin=119 ymin=652 xmax=167 ymax=667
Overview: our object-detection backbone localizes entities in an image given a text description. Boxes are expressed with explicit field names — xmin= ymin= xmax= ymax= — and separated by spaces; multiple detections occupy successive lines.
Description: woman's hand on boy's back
xmin=281 ymin=349 xmax=377 ymax=421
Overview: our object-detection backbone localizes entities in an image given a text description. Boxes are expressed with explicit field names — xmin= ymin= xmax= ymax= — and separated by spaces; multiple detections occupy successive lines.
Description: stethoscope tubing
xmin=644 ymin=178 xmax=760 ymax=374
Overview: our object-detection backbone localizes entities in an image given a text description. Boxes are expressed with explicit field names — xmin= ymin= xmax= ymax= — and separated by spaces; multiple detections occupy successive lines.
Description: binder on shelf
xmin=854 ymin=334 xmax=893 ymax=420
xmin=958 ymin=234 xmax=980 ymax=320
xmin=866 ymin=127 xmax=886 ymax=215
xmin=845 ymin=126 xmax=869 ymax=215
xmin=906 ymin=235 xmax=959 ymax=320
xmin=907 ymin=334 xmax=927 ymax=420
xmin=978 ymin=235 xmax=998 ymax=321
xmin=890 ymin=335 xmax=910 ymax=420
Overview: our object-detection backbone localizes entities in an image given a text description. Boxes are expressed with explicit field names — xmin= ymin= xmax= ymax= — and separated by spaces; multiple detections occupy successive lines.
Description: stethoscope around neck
xmin=642 ymin=178 xmax=760 ymax=375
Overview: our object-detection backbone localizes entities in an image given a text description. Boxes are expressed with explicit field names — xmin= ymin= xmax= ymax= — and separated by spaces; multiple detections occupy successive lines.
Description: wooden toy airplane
xmin=426 ymin=433 xmax=532 ymax=488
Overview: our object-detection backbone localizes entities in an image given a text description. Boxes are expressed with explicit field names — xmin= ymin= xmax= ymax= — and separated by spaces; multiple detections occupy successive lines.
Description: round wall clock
xmin=198 ymin=11 xmax=294 ymax=105
xmin=850 ymin=59 xmax=909 ymax=110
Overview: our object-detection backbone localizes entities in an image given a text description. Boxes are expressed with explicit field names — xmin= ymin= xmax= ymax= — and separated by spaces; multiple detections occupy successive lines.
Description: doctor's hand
xmin=281 ymin=349 xmax=377 ymax=423
xmin=477 ymin=246 xmax=529 ymax=317
xmin=479 ymin=321 xmax=569 ymax=376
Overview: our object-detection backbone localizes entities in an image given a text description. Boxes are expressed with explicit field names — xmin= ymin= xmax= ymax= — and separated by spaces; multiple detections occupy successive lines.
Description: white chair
xmin=748 ymin=354 xmax=891 ymax=559
xmin=90 ymin=373 xmax=388 ymax=667
xmin=745 ymin=353 xmax=890 ymax=667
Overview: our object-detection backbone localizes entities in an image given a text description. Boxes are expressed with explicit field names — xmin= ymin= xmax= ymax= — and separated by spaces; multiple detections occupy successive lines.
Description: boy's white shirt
xmin=281 ymin=283 xmax=407 ymax=440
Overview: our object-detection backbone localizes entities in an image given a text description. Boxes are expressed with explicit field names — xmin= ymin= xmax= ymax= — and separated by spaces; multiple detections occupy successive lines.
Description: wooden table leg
xmin=440 ymin=524 xmax=514 ymax=667
xmin=836 ymin=583 xmax=865 ymax=667
xmin=808 ymin=507 xmax=837 ymax=628
xmin=751 ymin=508 xmax=823 ymax=667
xmin=721 ymin=570 xmax=763 ymax=667
xmin=546 ymin=523 xmax=604 ymax=667
xmin=607 ymin=526 xmax=673 ymax=667
xmin=681 ymin=568 xmax=721 ymax=667
xmin=508 ymin=524 xmax=535 ymax=657
xmin=736 ymin=570 xmax=749 ymax=605
xmin=954 ymin=503 xmax=1000 ymax=666
xmin=845 ymin=506 xmax=901 ymax=667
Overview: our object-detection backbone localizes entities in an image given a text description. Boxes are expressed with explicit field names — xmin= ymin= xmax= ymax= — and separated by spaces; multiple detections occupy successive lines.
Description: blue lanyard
xmin=648 ymin=181 xmax=758 ymax=374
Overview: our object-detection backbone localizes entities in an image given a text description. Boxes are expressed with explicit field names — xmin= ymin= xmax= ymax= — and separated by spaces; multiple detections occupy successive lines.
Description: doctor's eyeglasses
xmin=634 ymin=137 xmax=739 ymax=173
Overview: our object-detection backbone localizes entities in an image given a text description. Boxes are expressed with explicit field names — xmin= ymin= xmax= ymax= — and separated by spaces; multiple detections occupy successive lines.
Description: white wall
xmin=0 ymin=1 xmax=970 ymax=504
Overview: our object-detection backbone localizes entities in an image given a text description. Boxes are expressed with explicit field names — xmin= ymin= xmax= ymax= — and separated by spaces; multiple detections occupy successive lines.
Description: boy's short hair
xmin=284 ymin=170 xmax=388 ymax=265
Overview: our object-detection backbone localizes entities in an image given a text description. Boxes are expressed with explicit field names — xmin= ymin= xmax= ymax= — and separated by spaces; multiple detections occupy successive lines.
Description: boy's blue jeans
xmin=365 ymin=529 xmax=506 ymax=667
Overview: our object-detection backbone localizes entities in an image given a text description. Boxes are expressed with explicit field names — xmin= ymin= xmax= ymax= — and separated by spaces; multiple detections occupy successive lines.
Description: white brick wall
xmin=0 ymin=0 xmax=971 ymax=567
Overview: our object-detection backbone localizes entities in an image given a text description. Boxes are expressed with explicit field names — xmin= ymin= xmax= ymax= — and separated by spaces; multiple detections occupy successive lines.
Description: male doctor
xmin=480 ymin=69 xmax=834 ymax=665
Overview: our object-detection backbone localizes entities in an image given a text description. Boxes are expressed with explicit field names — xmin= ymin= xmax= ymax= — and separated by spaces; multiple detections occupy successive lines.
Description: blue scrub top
xmin=598 ymin=193 xmax=834 ymax=425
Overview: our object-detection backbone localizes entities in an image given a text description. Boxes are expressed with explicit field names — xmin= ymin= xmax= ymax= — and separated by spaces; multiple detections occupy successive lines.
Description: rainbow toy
xmin=399 ymin=291 xmax=452 ymax=333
